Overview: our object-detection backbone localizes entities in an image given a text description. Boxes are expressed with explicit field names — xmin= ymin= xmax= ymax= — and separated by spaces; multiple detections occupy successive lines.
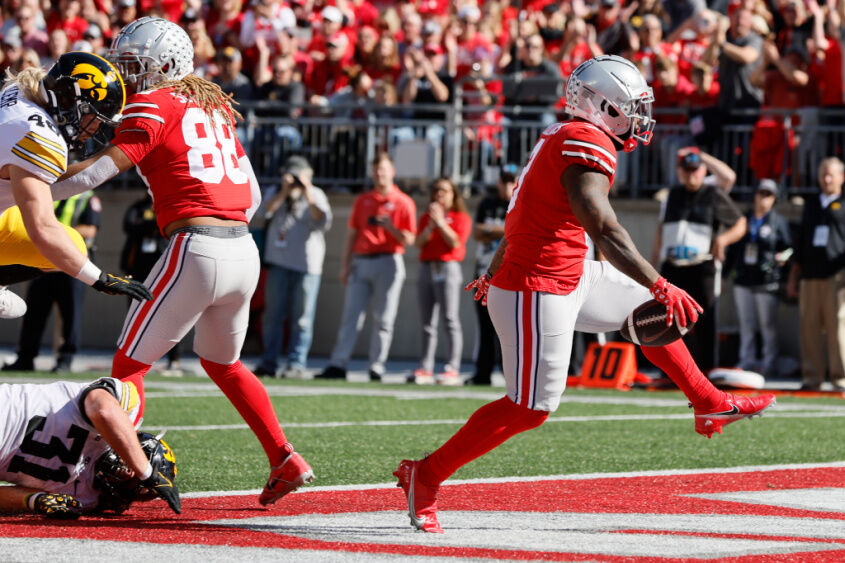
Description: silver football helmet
xmin=107 ymin=16 xmax=194 ymax=92
xmin=565 ymin=55 xmax=655 ymax=153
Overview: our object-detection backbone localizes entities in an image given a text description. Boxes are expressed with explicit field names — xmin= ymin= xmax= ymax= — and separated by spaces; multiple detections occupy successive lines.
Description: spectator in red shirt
xmin=556 ymin=17 xmax=602 ymax=79
xmin=308 ymin=31 xmax=353 ymax=100
xmin=111 ymin=0 xmax=138 ymax=38
xmin=41 ymin=28 xmax=68 ymax=68
xmin=0 ymin=33 xmax=23 ymax=74
xmin=280 ymin=27 xmax=314 ymax=84
xmin=455 ymin=4 xmax=494 ymax=80
xmin=671 ymin=9 xmax=718 ymax=79
xmin=749 ymin=40 xmax=813 ymax=180
xmin=307 ymin=5 xmax=349 ymax=62
xmin=807 ymin=0 xmax=843 ymax=109
xmin=364 ymin=33 xmax=402 ymax=83
xmin=355 ymin=24 xmax=379 ymax=66
xmin=633 ymin=13 xmax=679 ymax=84
xmin=317 ymin=153 xmax=417 ymax=382
xmin=46 ymin=0 xmax=87 ymax=45
xmin=14 ymin=5 xmax=48 ymax=57
xmin=240 ymin=0 xmax=296 ymax=68
xmin=416 ymin=0 xmax=448 ymax=18
xmin=752 ymin=40 xmax=813 ymax=116
xmin=207 ymin=0 xmax=244 ymax=49
xmin=652 ymin=55 xmax=696 ymax=121
xmin=411 ymin=177 xmax=472 ymax=387
xmin=688 ymin=61 xmax=720 ymax=109
xmin=350 ymin=0 xmax=379 ymax=27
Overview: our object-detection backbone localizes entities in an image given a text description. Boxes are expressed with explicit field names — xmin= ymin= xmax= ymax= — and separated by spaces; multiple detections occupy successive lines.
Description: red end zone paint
xmin=1 ymin=467 xmax=843 ymax=562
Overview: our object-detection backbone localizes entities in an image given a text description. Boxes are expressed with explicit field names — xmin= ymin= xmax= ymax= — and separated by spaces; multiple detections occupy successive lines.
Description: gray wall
xmin=0 ymin=190 xmax=801 ymax=363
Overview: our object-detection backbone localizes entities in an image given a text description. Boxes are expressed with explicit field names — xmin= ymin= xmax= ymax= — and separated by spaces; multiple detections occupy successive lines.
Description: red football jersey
xmin=493 ymin=120 xmax=617 ymax=295
xmin=112 ymin=88 xmax=252 ymax=234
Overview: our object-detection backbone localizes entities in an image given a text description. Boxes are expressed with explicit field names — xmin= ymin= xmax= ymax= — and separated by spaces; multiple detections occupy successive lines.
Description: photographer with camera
xmin=254 ymin=157 xmax=331 ymax=380
xmin=318 ymin=153 xmax=416 ymax=382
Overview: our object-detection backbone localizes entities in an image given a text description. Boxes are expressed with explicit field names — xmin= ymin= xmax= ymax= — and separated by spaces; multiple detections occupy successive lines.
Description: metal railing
xmin=109 ymin=98 xmax=845 ymax=198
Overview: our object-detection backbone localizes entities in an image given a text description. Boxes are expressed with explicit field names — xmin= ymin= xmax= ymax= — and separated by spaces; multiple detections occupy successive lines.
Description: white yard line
xmin=144 ymin=409 xmax=845 ymax=433
xmin=181 ymin=460 xmax=845 ymax=498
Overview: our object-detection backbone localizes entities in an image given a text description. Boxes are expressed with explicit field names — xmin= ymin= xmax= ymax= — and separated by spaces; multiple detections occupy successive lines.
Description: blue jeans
xmin=260 ymin=265 xmax=321 ymax=370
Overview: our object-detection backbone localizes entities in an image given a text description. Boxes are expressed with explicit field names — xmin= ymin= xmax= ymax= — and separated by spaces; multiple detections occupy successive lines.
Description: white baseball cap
xmin=321 ymin=5 xmax=343 ymax=23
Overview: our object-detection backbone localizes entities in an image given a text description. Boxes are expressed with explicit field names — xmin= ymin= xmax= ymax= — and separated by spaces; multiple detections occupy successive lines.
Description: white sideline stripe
xmin=145 ymin=410 xmax=845 ymax=433
xmin=181 ymin=460 xmax=845 ymax=499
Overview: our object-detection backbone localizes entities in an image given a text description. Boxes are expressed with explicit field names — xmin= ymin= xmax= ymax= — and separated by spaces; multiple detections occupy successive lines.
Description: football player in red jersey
xmin=50 ymin=17 xmax=313 ymax=507
xmin=394 ymin=55 xmax=777 ymax=533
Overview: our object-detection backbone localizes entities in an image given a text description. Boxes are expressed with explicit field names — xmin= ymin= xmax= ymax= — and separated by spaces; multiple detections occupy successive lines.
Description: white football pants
xmin=487 ymin=260 xmax=651 ymax=412
xmin=117 ymin=230 xmax=261 ymax=366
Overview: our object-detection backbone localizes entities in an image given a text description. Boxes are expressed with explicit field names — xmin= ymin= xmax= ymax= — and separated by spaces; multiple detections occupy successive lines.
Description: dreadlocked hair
xmin=3 ymin=67 xmax=48 ymax=106
xmin=151 ymin=74 xmax=243 ymax=127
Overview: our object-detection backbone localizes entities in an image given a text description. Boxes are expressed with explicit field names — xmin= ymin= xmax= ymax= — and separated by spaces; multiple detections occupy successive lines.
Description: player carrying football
xmin=395 ymin=55 xmax=777 ymax=533
xmin=0 ymin=51 xmax=152 ymax=320
xmin=50 ymin=17 xmax=313 ymax=506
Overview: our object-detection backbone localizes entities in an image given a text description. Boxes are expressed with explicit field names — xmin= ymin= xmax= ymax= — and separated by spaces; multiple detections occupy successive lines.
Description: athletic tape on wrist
xmin=75 ymin=260 xmax=102 ymax=286
xmin=139 ymin=462 xmax=153 ymax=481
xmin=26 ymin=492 xmax=43 ymax=511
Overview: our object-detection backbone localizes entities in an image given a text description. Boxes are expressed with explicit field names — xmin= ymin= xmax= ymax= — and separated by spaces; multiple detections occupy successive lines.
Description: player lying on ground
xmin=395 ymin=55 xmax=777 ymax=533
xmin=49 ymin=17 xmax=313 ymax=506
xmin=0 ymin=377 xmax=180 ymax=518
xmin=0 ymin=51 xmax=153 ymax=320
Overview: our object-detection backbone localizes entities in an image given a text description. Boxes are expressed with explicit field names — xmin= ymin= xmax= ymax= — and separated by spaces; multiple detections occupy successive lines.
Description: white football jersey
xmin=0 ymin=84 xmax=68 ymax=213
xmin=0 ymin=378 xmax=140 ymax=511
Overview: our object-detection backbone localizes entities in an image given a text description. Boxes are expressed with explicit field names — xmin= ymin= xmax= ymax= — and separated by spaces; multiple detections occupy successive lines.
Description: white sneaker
xmin=0 ymin=287 xmax=26 ymax=319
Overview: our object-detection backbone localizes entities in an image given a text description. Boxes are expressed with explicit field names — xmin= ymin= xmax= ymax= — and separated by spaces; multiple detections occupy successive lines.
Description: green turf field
xmin=2 ymin=372 xmax=844 ymax=493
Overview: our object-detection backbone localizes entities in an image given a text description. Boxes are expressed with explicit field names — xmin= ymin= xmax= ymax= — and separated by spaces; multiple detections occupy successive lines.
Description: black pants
xmin=17 ymin=272 xmax=86 ymax=364
xmin=660 ymin=260 xmax=719 ymax=373
xmin=473 ymin=299 xmax=501 ymax=383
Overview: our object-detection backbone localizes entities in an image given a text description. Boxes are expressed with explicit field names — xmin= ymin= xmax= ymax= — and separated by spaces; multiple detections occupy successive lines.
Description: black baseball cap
xmin=500 ymin=163 xmax=519 ymax=182
xmin=678 ymin=151 xmax=703 ymax=171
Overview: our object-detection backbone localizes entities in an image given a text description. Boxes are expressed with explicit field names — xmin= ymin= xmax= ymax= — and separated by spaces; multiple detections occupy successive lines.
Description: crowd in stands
xmin=1 ymin=0 xmax=842 ymax=171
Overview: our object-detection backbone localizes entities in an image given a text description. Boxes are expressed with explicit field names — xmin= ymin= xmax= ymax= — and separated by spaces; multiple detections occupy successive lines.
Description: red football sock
xmin=201 ymin=358 xmax=289 ymax=466
xmin=420 ymin=396 xmax=548 ymax=486
xmin=112 ymin=348 xmax=151 ymax=423
xmin=642 ymin=340 xmax=722 ymax=410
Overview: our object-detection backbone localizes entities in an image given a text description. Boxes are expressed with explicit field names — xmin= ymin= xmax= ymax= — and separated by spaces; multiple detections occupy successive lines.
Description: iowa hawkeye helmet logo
xmin=71 ymin=63 xmax=118 ymax=102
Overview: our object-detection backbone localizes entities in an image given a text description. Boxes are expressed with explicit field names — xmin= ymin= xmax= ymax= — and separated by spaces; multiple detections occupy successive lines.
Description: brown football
xmin=619 ymin=299 xmax=695 ymax=347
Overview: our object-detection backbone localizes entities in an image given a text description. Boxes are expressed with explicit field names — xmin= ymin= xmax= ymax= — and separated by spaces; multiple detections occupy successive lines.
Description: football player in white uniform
xmin=0 ymin=377 xmax=180 ymax=518
xmin=0 ymin=51 xmax=151 ymax=320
